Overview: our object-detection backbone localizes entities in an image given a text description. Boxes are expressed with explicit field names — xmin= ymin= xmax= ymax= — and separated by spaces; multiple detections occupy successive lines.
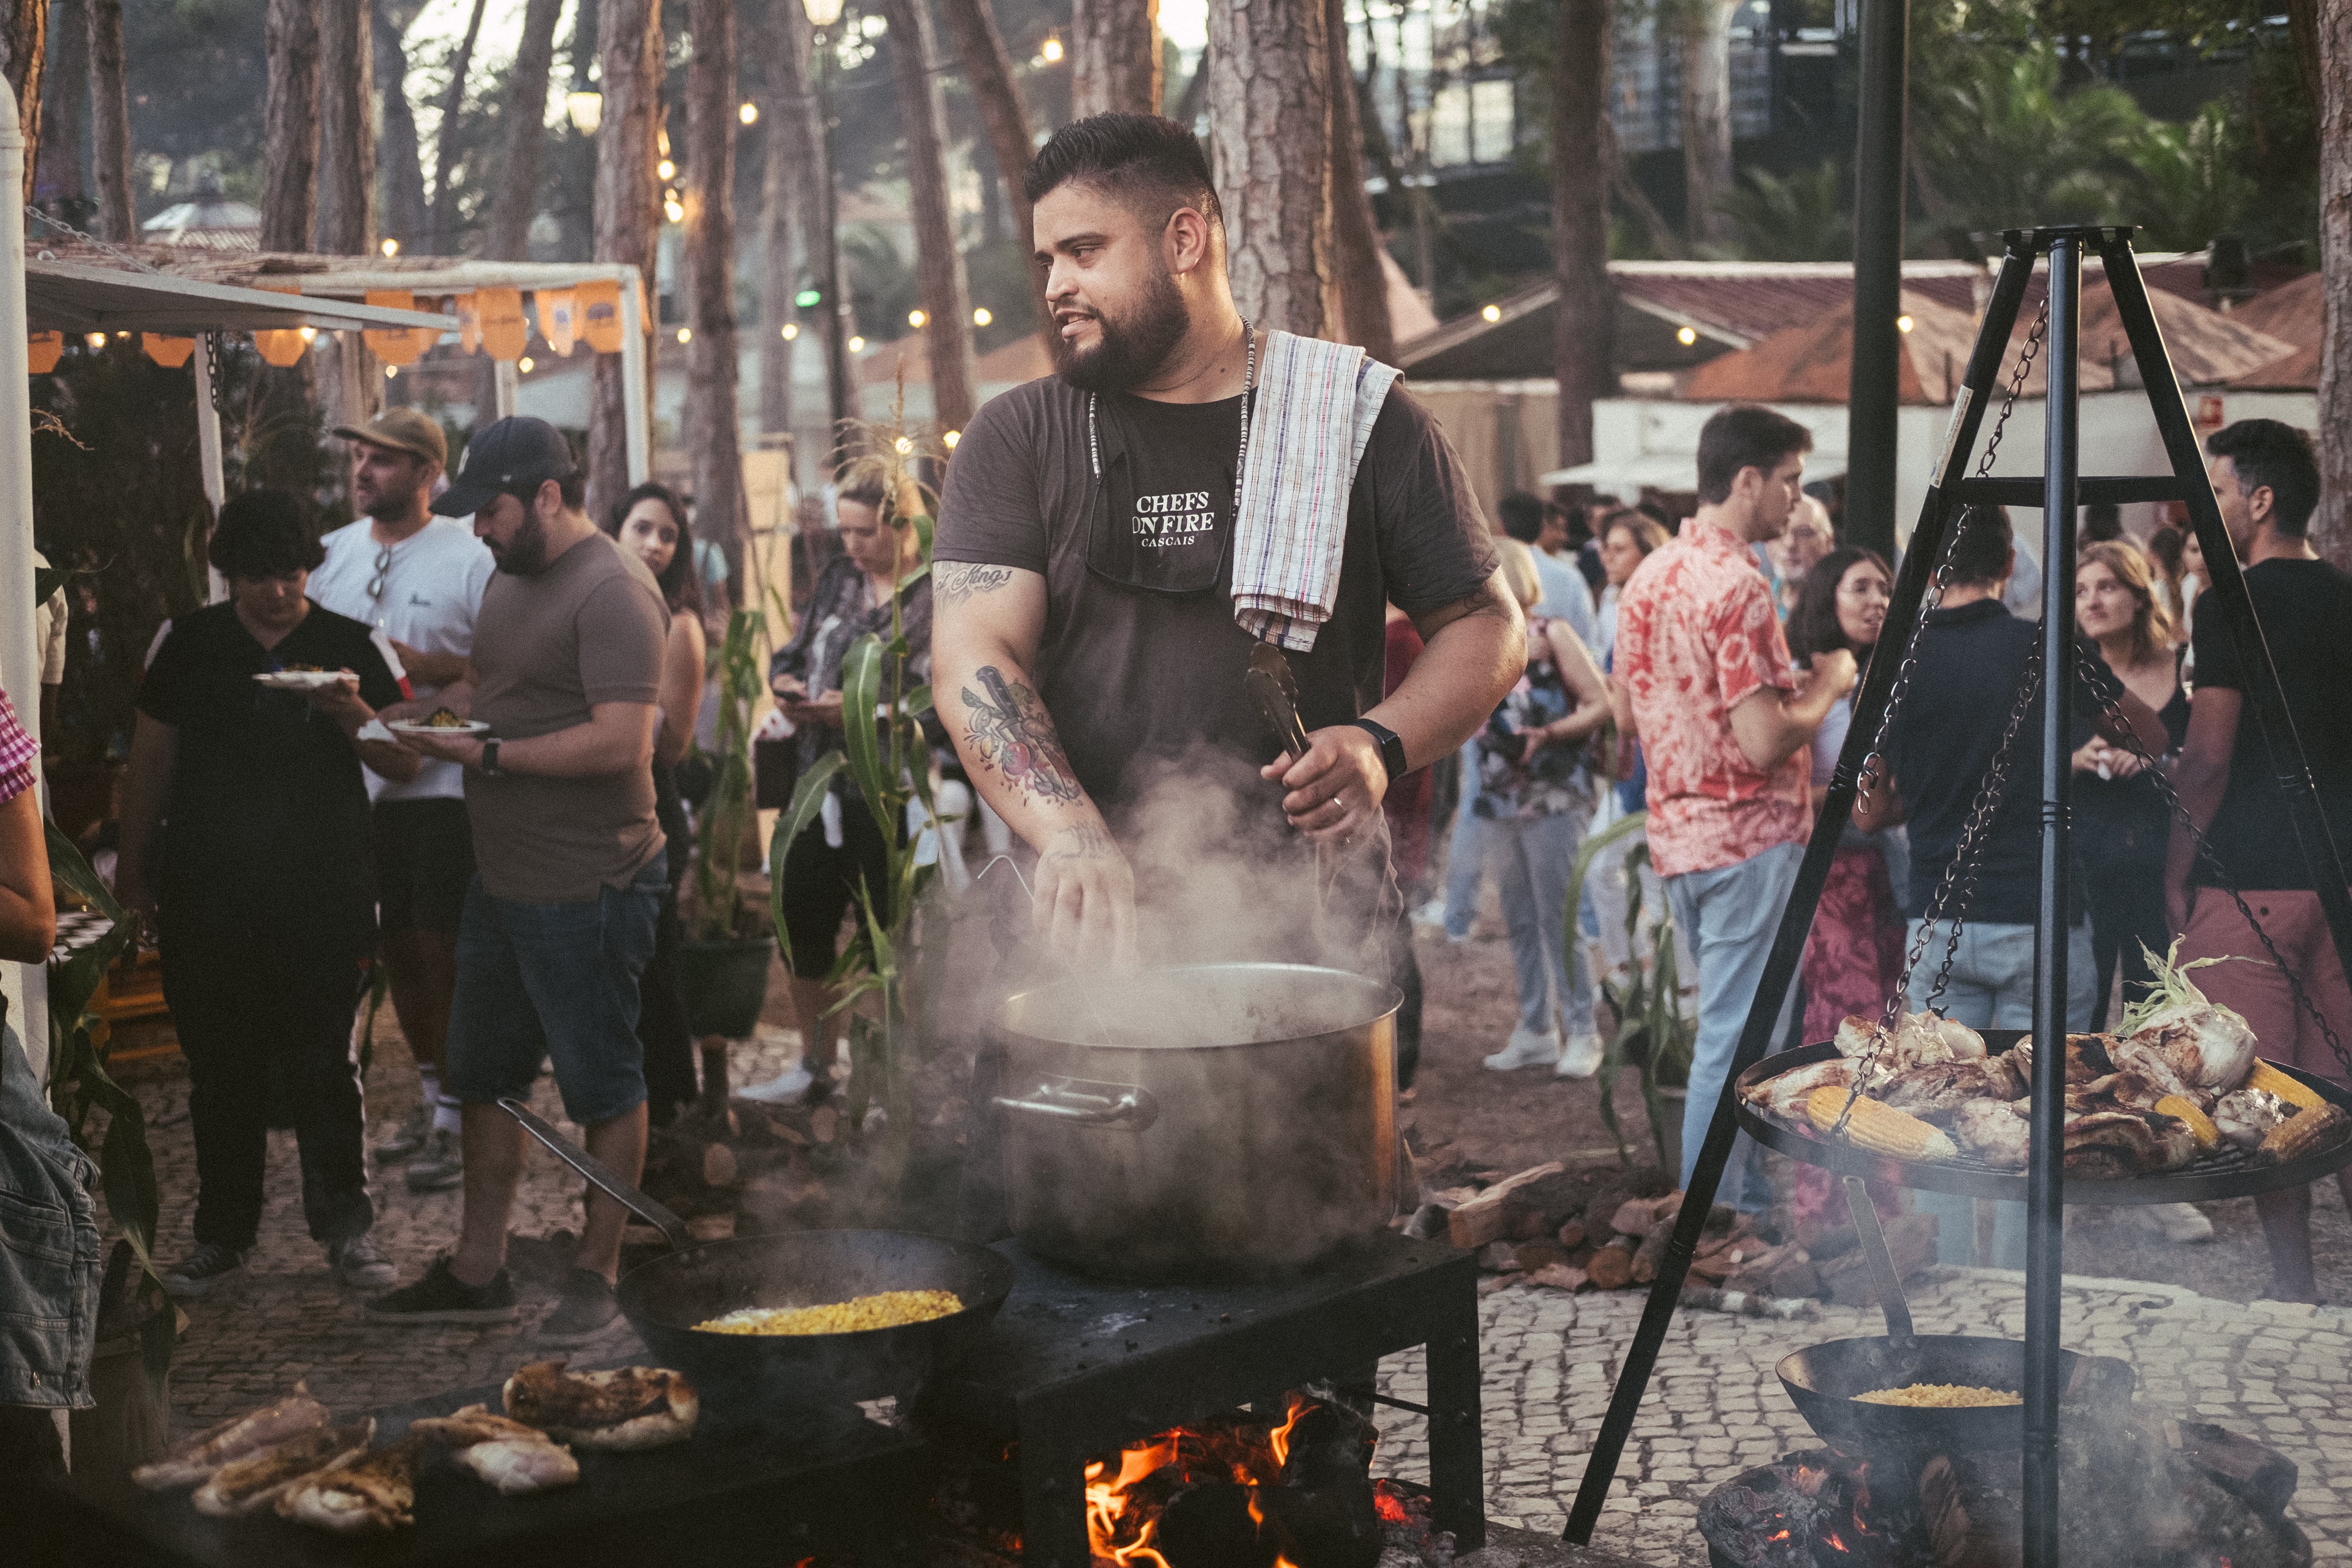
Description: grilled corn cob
xmin=2245 ymin=1059 xmax=2325 ymax=1111
xmin=1806 ymin=1086 xmax=1958 ymax=1161
xmin=2154 ymin=1094 xmax=2220 ymax=1153
xmin=2260 ymin=1102 xmax=2352 ymax=1162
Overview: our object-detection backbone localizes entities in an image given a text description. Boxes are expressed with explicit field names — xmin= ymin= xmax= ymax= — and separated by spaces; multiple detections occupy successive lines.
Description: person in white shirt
xmin=310 ymin=410 xmax=495 ymax=1195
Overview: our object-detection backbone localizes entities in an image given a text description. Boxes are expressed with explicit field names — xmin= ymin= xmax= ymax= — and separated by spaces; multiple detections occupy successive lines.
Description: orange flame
xmin=1269 ymin=1397 xmax=1309 ymax=1470
xmin=1080 ymin=1399 xmax=1326 ymax=1567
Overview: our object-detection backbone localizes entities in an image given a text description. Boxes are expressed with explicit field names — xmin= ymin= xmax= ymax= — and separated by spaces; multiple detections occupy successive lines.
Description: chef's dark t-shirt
xmin=2189 ymin=557 xmax=2352 ymax=891
xmin=136 ymin=600 xmax=402 ymax=945
xmin=934 ymin=374 xmax=1497 ymax=827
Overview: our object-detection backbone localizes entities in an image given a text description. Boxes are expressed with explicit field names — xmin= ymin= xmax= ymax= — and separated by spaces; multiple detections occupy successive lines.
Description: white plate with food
xmin=388 ymin=714 xmax=491 ymax=736
xmin=252 ymin=669 xmax=350 ymax=690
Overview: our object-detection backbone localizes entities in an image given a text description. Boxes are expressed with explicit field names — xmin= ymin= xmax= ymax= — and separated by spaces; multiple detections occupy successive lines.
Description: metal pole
xmin=815 ymin=29 xmax=852 ymax=472
xmin=191 ymin=334 xmax=229 ymax=603
xmin=2023 ymin=228 xmax=2080 ymax=1568
xmin=0 ymin=81 xmax=51 ymax=1085
xmin=618 ymin=269 xmax=653 ymax=484
xmin=1844 ymin=0 xmax=1906 ymax=558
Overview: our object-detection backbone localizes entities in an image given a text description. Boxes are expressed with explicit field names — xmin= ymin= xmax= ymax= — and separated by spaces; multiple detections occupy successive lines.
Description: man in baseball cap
xmin=331 ymin=407 xmax=449 ymax=470
xmin=431 ymin=415 xmax=578 ymax=524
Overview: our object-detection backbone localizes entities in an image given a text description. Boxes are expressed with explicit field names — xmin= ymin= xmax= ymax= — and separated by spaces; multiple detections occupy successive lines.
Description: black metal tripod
xmin=1562 ymin=225 xmax=2352 ymax=1566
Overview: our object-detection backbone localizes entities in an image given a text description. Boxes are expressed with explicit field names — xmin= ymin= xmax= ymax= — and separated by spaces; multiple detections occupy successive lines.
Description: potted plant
xmin=1565 ymin=811 xmax=1697 ymax=1168
xmin=679 ymin=607 xmax=777 ymax=1039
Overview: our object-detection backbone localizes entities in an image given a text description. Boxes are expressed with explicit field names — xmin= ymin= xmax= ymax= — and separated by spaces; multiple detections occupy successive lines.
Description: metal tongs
xmin=1244 ymin=644 xmax=1339 ymax=937
xmin=1843 ymin=1174 xmax=1915 ymax=1347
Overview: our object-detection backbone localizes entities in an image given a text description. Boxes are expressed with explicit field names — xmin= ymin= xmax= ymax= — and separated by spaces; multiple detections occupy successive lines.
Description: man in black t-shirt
xmin=2169 ymin=420 xmax=2352 ymax=1302
xmin=933 ymin=113 xmax=1522 ymax=970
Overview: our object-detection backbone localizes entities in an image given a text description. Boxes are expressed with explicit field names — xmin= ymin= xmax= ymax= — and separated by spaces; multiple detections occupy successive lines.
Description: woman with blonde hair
xmin=2072 ymin=539 xmax=2191 ymax=1027
xmin=1476 ymin=538 xmax=1616 ymax=1077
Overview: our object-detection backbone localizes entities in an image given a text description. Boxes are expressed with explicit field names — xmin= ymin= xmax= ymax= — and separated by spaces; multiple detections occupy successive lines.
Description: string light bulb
xmin=943 ymin=429 xmax=960 ymax=449
xmin=519 ymin=356 xmax=535 ymax=372
xmin=972 ymin=307 xmax=991 ymax=326
xmin=677 ymin=327 xmax=693 ymax=344
xmin=84 ymin=333 xmax=106 ymax=349
xmin=664 ymin=195 xmax=685 ymax=224
xmin=1896 ymin=314 xmax=1915 ymax=333
xmin=894 ymin=436 xmax=913 ymax=455
xmin=848 ymin=335 xmax=865 ymax=352
xmin=908 ymin=308 xmax=927 ymax=328
xmin=385 ymin=364 xmax=398 ymax=378
xmin=380 ymin=237 xmax=400 ymax=257
xmin=658 ymin=158 xmax=676 ymax=181
xmin=739 ymin=102 xmax=759 ymax=125
xmin=1481 ymin=304 xmax=1501 ymax=323
xmin=782 ymin=323 xmax=800 ymax=340
xmin=298 ymin=326 xmax=318 ymax=342
xmin=1040 ymin=32 xmax=1063 ymax=62
xmin=1676 ymin=325 xmax=1698 ymax=346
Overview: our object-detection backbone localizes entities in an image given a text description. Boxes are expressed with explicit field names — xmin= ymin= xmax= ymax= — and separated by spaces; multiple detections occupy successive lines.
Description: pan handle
xmin=497 ymin=1096 xmax=697 ymax=1253
xmin=993 ymin=1077 xmax=1159 ymax=1131
xmin=1843 ymin=1175 xmax=1914 ymax=1345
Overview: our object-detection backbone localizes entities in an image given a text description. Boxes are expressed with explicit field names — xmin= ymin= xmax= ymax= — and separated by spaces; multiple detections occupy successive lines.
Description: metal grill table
xmin=920 ymin=1231 xmax=1486 ymax=1567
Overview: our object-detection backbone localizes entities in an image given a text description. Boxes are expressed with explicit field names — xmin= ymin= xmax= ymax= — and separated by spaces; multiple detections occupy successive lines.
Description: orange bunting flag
xmin=456 ymin=293 xmax=482 ymax=355
xmin=476 ymin=287 xmax=528 ymax=362
xmin=535 ymin=289 xmax=579 ymax=356
xmin=28 ymin=331 xmax=64 ymax=373
xmin=253 ymin=328 xmax=309 ymax=367
xmin=362 ymin=290 xmax=434 ymax=365
xmin=577 ymin=279 xmax=623 ymax=354
xmin=141 ymin=334 xmax=196 ymax=367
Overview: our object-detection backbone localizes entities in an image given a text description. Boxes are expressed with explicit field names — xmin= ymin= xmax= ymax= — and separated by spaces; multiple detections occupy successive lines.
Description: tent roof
xmin=24 ymin=256 xmax=453 ymax=335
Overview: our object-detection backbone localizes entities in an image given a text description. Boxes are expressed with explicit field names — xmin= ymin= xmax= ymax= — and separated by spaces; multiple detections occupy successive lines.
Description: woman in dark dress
xmin=2072 ymin=539 xmax=2191 ymax=1029
xmin=603 ymin=482 xmax=706 ymax=1124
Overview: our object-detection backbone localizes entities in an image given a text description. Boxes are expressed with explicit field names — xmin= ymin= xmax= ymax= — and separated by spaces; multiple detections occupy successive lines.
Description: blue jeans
xmin=446 ymin=855 xmax=667 ymax=1127
xmin=1440 ymin=741 xmax=1487 ymax=939
xmin=1491 ymin=811 xmax=1595 ymax=1037
xmin=1665 ymin=841 xmax=1804 ymax=1205
xmin=1906 ymin=918 xmax=2096 ymax=1268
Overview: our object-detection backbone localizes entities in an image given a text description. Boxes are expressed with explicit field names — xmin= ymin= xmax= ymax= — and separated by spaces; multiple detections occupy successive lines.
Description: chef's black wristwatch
xmin=479 ymin=738 xmax=502 ymax=777
xmin=1350 ymin=717 xmax=1408 ymax=781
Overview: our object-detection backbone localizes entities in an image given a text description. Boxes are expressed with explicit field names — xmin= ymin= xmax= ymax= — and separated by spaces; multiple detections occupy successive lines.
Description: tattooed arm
xmin=934 ymin=560 xmax=1136 ymax=965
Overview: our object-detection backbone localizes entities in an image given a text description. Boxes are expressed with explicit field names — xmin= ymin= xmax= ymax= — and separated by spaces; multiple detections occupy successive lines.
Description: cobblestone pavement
xmin=1369 ymin=1268 xmax=2352 ymax=1566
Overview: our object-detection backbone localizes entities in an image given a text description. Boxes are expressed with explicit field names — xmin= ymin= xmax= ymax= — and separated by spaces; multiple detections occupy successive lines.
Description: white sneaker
xmin=2137 ymin=1202 xmax=2215 ymax=1243
xmin=1555 ymin=1033 xmax=1606 ymax=1079
xmin=1483 ymin=1026 xmax=1561 ymax=1072
xmin=737 ymin=1065 xmax=816 ymax=1104
xmin=1409 ymin=898 xmax=1449 ymax=932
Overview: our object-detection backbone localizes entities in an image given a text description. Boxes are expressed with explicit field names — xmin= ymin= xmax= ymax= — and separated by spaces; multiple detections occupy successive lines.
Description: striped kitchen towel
xmin=1229 ymin=330 xmax=1401 ymax=652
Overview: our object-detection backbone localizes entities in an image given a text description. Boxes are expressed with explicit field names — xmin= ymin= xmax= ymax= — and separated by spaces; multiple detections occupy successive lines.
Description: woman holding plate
xmin=116 ymin=491 xmax=420 ymax=1301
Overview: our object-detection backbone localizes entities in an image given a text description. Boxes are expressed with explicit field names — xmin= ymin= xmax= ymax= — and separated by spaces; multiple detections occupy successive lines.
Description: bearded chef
xmin=934 ymin=113 xmax=1525 ymax=977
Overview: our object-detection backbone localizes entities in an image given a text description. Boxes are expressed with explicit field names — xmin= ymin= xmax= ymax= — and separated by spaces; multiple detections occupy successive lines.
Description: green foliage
xmin=1713 ymin=160 xmax=1853 ymax=262
xmin=691 ymin=608 xmax=766 ymax=941
xmin=844 ymin=227 xmax=922 ymax=346
xmin=1911 ymin=37 xmax=2154 ymax=240
xmin=2124 ymin=102 xmax=2255 ymax=253
xmin=1564 ymin=812 xmax=1694 ymax=1169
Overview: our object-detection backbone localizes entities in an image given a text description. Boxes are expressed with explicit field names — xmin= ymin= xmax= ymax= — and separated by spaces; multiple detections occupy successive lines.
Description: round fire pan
xmin=1776 ymin=1334 xmax=2134 ymax=1457
xmin=1734 ymin=1034 xmax=2352 ymax=1205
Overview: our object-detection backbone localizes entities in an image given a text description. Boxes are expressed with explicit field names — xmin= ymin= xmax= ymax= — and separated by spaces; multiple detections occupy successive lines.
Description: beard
xmin=488 ymin=510 xmax=550 ymax=575
xmin=1051 ymin=263 xmax=1190 ymax=393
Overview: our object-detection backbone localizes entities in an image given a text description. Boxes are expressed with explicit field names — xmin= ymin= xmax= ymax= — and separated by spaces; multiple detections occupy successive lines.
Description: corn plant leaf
xmin=1562 ymin=810 xmax=1648 ymax=999
xmin=840 ymin=635 xmax=890 ymax=827
xmin=769 ymin=753 xmax=848 ymax=976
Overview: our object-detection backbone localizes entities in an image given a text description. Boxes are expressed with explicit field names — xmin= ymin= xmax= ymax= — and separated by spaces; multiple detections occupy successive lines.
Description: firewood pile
xmin=1404 ymin=1161 xmax=1937 ymax=1308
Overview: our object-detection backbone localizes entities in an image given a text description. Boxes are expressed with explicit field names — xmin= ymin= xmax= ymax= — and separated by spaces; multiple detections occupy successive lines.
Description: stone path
xmin=1371 ymin=1268 xmax=2352 ymax=1566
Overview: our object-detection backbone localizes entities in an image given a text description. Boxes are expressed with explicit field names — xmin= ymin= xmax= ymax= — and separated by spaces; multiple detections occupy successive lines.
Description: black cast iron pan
xmin=499 ymin=1098 xmax=1016 ymax=1417
xmin=1776 ymin=1178 xmax=2134 ymax=1457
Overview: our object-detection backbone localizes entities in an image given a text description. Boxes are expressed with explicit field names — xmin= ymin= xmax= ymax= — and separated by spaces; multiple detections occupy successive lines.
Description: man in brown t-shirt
xmin=367 ymin=417 xmax=671 ymax=1343
xmin=935 ymin=114 xmax=1524 ymax=968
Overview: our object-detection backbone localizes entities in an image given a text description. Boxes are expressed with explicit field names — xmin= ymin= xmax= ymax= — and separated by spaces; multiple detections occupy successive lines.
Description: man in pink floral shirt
xmin=1616 ymin=405 xmax=1854 ymax=1195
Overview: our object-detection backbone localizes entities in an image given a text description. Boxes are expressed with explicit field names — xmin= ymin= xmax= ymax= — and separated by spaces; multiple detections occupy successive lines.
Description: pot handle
xmin=498 ymin=1096 xmax=698 ymax=1254
xmin=993 ymin=1077 xmax=1159 ymax=1131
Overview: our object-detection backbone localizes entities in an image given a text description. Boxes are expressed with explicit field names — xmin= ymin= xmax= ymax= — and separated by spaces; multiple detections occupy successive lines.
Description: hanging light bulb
xmin=739 ymin=102 xmax=759 ymax=125
xmin=1676 ymin=325 xmax=1699 ymax=346
xmin=782 ymin=323 xmax=800 ymax=340
xmin=848 ymin=335 xmax=866 ymax=352
xmin=380 ymin=237 xmax=400 ymax=257
xmin=658 ymin=158 xmax=677 ymax=181
xmin=1480 ymin=304 xmax=1501 ymax=323
xmin=972 ymin=307 xmax=991 ymax=327
xmin=1896 ymin=314 xmax=1916 ymax=334
xmin=1040 ymin=31 xmax=1063 ymax=62
xmin=894 ymin=436 xmax=913 ymax=455
xmin=385 ymin=364 xmax=398 ymax=379
xmin=677 ymin=327 xmax=693 ymax=344
xmin=84 ymin=333 xmax=106 ymax=349
xmin=908 ymin=309 xmax=927 ymax=329
xmin=943 ymin=429 xmax=960 ymax=449
xmin=298 ymin=326 xmax=318 ymax=342
xmin=519 ymin=356 xmax=536 ymax=372
xmin=565 ymin=90 xmax=603 ymax=135
xmin=664 ymin=194 xmax=686 ymax=224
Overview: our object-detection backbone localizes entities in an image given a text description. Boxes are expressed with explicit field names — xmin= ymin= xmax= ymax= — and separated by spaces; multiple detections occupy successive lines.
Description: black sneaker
xmin=538 ymin=1268 xmax=621 ymax=1345
xmin=159 ymin=1241 xmax=247 ymax=1299
xmin=366 ymin=1254 xmax=518 ymax=1325
xmin=372 ymin=1102 xmax=431 ymax=1165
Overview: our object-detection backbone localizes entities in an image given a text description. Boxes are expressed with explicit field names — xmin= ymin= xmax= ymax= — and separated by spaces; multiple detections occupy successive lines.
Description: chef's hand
xmin=1263 ymin=724 xmax=1389 ymax=844
xmin=1033 ymin=820 xmax=1137 ymax=969
xmin=771 ymin=672 xmax=809 ymax=702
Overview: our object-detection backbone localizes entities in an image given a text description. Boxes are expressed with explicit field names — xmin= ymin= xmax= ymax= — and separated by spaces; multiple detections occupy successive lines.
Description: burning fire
xmin=1081 ymin=1397 xmax=1320 ymax=1568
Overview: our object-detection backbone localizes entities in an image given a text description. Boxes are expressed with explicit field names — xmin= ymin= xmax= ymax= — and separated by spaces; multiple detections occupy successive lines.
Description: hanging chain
xmin=2077 ymin=663 xmax=2352 ymax=1075
xmin=23 ymin=204 xmax=164 ymax=274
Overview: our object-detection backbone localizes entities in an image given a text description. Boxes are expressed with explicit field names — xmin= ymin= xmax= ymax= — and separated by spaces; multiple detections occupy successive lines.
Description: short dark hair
xmin=2081 ymin=501 xmax=2122 ymax=544
xmin=1023 ymin=112 xmax=1222 ymax=231
xmin=2207 ymin=418 xmax=2319 ymax=536
xmin=605 ymin=481 xmax=701 ymax=613
xmin=209 ymin=489 xmax=323 ymax=579
xmin=1695 ymin=404 xmax=1813 ymax=506
xmin=1497 ymin=492 xmax=1545 ymax=545
xmin=1787 ymin=546 xmax=1892 ymax=661
xmin=1944 ymin=504 xmax=2014 ymax=587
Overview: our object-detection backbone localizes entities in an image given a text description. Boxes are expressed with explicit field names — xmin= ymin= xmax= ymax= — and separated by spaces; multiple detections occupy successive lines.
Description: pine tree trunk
xmin=588 ymin=0 xmax=662 ymax=521
xmin=684 ymin=0 xmax=742 ymax=562
xmin=2315 ymin=0 xmax=2352 ymax=563
xmin=880 ymin=0 xmax=975 ymax=434
xmin=1552 ymin=0 xmax=1613 ymax=469
xmin=1677 ymin=0 xmax=1735 ymax=249
xmin=315 ymin=0 xmax=373 ymax=252
xmin=1206 ymin=0 xmax=1329 ymax=338
xmin=426 ymin=0 xmax=487 ymax=253
xmin=33 ymin=0 xmax=82 ymax=211
xmin=260 ymin=0 xmax=320 ymax=251
xmin=84 ymin=0 xmax=129 ymax=239
xmin=938 ymin=0 xmax=1044 ymax=339
xmin=373 ymin=0 xmax=429 ymax=249
xmin=0 ymin=0 xmax=46 ymax=206
xmin=1069 ymin=0 xmax=1157 ymax=119
xmin=481 ymin=0 xmax=562 ymax=261
xmin=753 ymin=1 xmax=813 ymax=436
xmin=2290 ymin=0 xmax=2320 ymax=121
xmin=1322 ymin=0 xmax=1390 ymax=362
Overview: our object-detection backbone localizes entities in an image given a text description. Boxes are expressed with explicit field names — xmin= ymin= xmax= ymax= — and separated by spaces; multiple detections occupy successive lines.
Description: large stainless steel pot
xmin=993 ymin=962 xmax=1400 ymax=1281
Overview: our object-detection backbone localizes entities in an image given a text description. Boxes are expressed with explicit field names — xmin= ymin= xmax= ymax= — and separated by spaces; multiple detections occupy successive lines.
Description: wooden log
xmin=1555 ymin=1217 xmax=1587 ymax=1250
xmin=2163 ymin=1420 xmax=2298 ymax=1519
xmin=1445 ymin=1162 xmax=1567 ymax=1251
xmin=1529 ymin=1263 xmax=1587 ymax=1292
xmin=648 ymin=1126 xmax=741 ymax=1190
xmin=1501 ymin=1169 xmax=1594 ymax=1231
xmin=1585 ymin=1235 xmax=1637 ymax=1291
xmin=1475 ymin=1240 xmax=1521 ymax=1273
xmin=1513 ymin=1241 xmax=1572 ymax=1274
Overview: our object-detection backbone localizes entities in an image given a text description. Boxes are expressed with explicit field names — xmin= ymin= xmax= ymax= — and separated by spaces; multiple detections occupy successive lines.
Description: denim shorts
xmin=445 ymin=854 xmax=666 ymax=1126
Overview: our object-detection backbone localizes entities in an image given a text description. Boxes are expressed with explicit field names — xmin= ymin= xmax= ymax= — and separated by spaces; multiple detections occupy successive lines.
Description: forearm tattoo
xmin=934 ymin=562 xmax=1018 ymax=607
xmin=960 ymin=665 xmax=1084 ymax=805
